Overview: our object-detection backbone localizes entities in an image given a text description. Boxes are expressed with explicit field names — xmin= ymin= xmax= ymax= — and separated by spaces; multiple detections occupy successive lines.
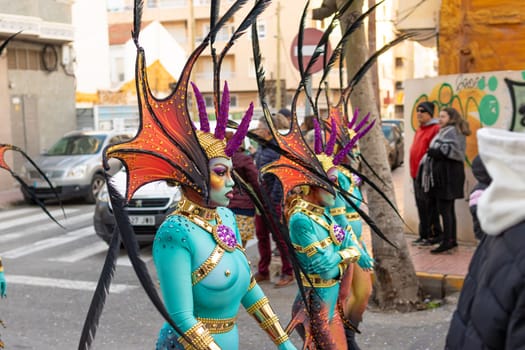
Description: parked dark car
xmin=382 ymin=123 xmax=404 ymax=169
xmin=94 ymin=169 xmax=181 ymax=245
xmin=19 ymin=130 xmax=132 ymax=203
xmin=382 ymin=119 xmax=404 ymax=135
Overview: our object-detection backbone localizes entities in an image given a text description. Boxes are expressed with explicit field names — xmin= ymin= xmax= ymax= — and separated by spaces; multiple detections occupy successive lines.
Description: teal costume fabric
xmin=288 ymin=208 xmax=352 ymax=319
xmin=0 ymin=270 xmax=6 ymax=298
xmin=153 ymin=206 xmax=294 ymax=350
xmin=330 ymin=171 xmax=374 ymax=270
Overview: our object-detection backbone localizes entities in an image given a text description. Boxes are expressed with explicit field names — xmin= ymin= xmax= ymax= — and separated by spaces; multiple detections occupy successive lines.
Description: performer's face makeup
xmin=313 ymin=186 xmax=335 ymax=207
xmin=209 ymin=157 xmax=235 ymax=207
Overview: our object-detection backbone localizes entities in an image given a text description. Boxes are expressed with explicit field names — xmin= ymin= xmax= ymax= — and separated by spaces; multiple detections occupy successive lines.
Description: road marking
xmin=0 ymin=207 xmax=40 ymax=220
xmin=49 ymin=241 xmax=109 ymax=263
xmin=0 ymin=207 xmax=78 ymax=231
xmin=1 ymin=226 xmax=94 ymax=259
xmin=117 ymin=248 xmax=152 ymax=266
xmin=7 ymin=274 xmax=137 ymax=293
xmin=0 ymin=233 xmax=22 ymax=243
xmin=0 ymin=212 xmax=94 ymax=243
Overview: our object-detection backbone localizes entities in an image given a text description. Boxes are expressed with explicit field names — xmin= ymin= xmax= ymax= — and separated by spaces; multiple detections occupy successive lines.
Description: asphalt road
xmin=0 ymin=200 xmax=455 ymax=349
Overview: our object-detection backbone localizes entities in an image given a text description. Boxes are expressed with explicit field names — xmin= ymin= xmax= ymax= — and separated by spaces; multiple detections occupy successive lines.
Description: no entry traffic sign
xmin=290 ymin=27 xmax=332 ymax=74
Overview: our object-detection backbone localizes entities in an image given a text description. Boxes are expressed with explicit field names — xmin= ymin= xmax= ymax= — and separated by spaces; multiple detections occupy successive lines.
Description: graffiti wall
xmin=404 ymin=70 xmax=525 ymax=242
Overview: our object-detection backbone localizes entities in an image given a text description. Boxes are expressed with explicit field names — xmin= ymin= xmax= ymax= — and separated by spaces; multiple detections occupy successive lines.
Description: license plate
xmin=33 ymin=180 xmax=52 ymax=188
xmin=129 ymin=215 xmax=155 ymax=226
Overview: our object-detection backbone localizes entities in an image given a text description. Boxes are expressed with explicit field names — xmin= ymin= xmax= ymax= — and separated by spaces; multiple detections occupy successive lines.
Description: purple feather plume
xmin=354 ymin=112 xmax=371 ymax=133
xmin=215 ymin=81 xmax=230 ymax=140
xmin=225 ymin=102 xmax=254 ymax=157
xmin=313 ymin=118 xmax=323 ymax=155
xmin=325 ymin=117 xmax=337 ymax=156
xmin=191 ymin=82 xmax=210 ymax=132
xmin=333 ymin=119 xmax=376 ymax=165
xmin=348 ymin=108 xmax=359 ymax=129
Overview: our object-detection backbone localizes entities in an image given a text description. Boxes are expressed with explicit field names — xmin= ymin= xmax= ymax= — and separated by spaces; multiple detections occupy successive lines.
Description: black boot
xmin=344 ymin=324 xmax=361 ymax=350
xmin=430 ymin=241 xmax=455 ymax=254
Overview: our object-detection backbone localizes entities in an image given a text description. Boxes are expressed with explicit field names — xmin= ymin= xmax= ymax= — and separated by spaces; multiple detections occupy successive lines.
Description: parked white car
xmin=93 ymin=168 xmax=181 ymax=246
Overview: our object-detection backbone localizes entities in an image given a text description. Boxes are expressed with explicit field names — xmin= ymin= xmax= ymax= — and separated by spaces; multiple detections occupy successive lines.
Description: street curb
xmin=416 ymin=272 xmax=464 ymax=298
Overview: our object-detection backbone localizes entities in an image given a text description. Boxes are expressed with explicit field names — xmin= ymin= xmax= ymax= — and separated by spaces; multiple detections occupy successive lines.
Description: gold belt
xmin=300 ymin=273 xmax=339 ymax=288
xmin=196 ymin=316 xmax=237 ymax=334
xmin=345 ymin=212 xmax=360 ymax=221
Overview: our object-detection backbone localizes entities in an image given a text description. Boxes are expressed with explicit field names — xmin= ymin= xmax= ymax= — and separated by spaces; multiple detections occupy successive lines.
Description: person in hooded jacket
xmin=468 ymin=155 xmax=491 ymax=240
xmin=446 ymin=127 xmax=525 ymax=349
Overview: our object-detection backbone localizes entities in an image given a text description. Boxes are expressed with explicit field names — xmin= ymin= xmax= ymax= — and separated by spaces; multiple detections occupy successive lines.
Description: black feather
xmin=132 ymin=0 xmax=144 ymax=47
xmin=0 ymin=31 xmax=22 ymax=56
xmin=314 ymin=1 xmax=384 ymax=106
xmin=3 ymin=144 xmax=66 ymax=228
xmin=210 ymin=0 xmax=220 ymax=35
xmin=251 ymin=21 xmax=267 ymax=108
xmin=344 ymin=33 xmax=415 ymax=97
xmin=105 ymin=179 xmax=194 ymax=345
xmin=78 ymin=219 xmax=120 ymax=350
xmin=10 ymin=174 xmax=65 ymax=229
xmin=297 ymin=0 xmax=310 ymax=78
xmin=218 ymin=0 xmax=271 ymax=67
xmin=338 ymin=185 xmax=398 ymax=248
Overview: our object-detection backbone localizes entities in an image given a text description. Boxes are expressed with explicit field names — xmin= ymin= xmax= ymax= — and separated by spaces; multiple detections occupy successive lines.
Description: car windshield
xmin=46 ymin=134 xmax=106 ymax=155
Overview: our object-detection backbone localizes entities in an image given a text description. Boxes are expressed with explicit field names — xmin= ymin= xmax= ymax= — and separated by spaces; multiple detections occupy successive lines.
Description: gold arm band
xmin=192 ymin=245 xmax=225 ymax=285
xmin=177 ymin=321 xmax=221 ymax=350
xmin=329 ymin=207 xmax=346 ymax=216
xmin=338 ymin=247 xmax=361 ymax=264
xmin=345 ymin=212 xmax=360 ymax=221
xmin=196 ymin=317 xmax=236 ymax=334
xmin=246 ymin=297 xmax=289 ymax=345
xmin=292 ymin=237 xmax=332 ymax=257
xmin=300 ymin=273 xmax=339 ymax=288
xmin=248 ymin=275 xmax=257 ymax=291
xmin=0 ymin=257 xmax=3 ymax=272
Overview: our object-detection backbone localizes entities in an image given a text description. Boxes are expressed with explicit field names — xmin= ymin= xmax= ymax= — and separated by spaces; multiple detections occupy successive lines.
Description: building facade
xmin=0 ymin=0 xmax=76 ymax=190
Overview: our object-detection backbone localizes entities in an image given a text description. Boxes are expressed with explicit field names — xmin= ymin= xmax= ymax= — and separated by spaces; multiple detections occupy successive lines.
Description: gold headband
xmin=317 ymin=153 xmax=335 ymax=173
xmin=196 ymin=130 xmax=228 ymax=159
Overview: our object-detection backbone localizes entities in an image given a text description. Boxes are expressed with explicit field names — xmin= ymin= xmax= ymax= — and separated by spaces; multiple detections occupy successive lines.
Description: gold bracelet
xmin=177 ymin=321 xmax=221 ymax=350
xmin=246 ymin=297 xmax=289 ymax=345
xmin=248 ymin=275 xmax=257 ymax=291
xmin=338 ymin=247 xmax=361 ymax=263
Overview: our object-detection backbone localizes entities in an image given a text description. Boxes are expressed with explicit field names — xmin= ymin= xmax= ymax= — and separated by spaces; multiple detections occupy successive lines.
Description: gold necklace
xmin=289 ymin=198 xmax=346 ymax=246
xmin=173 ymin=199 xmax=239 ymax=252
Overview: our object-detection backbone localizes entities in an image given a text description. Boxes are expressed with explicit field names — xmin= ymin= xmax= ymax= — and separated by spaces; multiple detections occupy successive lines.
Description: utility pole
xmin=275 ymin=0 xmax=281 ymax=110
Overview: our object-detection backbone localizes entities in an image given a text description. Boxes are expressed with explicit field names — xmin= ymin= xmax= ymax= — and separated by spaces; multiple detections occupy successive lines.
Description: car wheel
xmin=22 ymin=192 xmax=37 ymax=205
xmin=86 ymin=173 xmax=105 ymax=204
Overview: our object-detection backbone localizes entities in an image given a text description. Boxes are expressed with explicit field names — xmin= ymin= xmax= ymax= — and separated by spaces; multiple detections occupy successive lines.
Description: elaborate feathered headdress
xmin=79 ymin=1 xmax=270 ymax=348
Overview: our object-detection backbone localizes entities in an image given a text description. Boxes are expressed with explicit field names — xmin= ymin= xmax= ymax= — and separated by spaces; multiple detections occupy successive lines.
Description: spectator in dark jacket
xmin=421 ymin=107 xmax=471 ymax=254
xmin=225 ymin=131 xmax=260 ymax=247
xmin=446 ymin=127 xmax=525 ymax=349
xmin=251 ymin=113 xmax=295 ymax=288
xmin=468 ymin=155 xmax=491 ymax=240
